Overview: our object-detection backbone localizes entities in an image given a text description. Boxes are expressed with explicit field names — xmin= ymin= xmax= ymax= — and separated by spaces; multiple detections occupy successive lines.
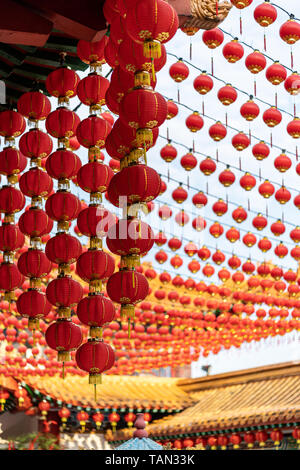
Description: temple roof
xmin=108 ymin=361 xmax=300 ymax=441
xmin=17 ymin=374 xmax=195 ymax=411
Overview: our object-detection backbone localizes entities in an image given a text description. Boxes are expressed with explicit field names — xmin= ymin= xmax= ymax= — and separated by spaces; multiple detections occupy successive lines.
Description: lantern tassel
xmin=264 ymin=32 xmax=266 ymax=51
xmin=151 ymin=58 xmax=155 ymax=83
xmin=94 ymin=384 xmax=97 ymax=402
xmin=291 ymin=47 xmax=294 ymax=69
xmin=190 ymin=40 xmax=192 ymax=61
xmin=240 ymin=13 xmax=242 ymax=35
xmin=128 ymin=319 xmax=131 ymax=339
xmin=254 ymin=79 xmax=257 ymax=97
xmin=211 ymin=55 xmax=214 ymax=76
xmin=62 ymin=362 xmax=65 ymax=380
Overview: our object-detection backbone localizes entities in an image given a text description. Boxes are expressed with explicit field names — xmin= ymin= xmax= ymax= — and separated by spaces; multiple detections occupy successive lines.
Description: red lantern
xmin=76 ymin=115 xmax=111 ymax=150
xmin=107 ymin=164 xmax=161 ymax=207
xmin=19 ymin=129 xmax=53 ymax=161
xmin=223 ymin=39 xmax=244 ymax=63
xmin=0 ymin=224 xmax=25 ymax=253
xmin=19 ymin=208 xmax=53 ymax=239
xmin=275 ymin=186 xmax=291 ymax=204
xmin=258 ymin=180 xmax=275 ymax=198
xmin=17 ymin=91 xmax=51 ymax=123
xmin=46 ymin=67 xmax=79 ymax=104
xmin=240 ymin=100 xmax=260 ymax=121
xmin=287 ymin=118 xmax=300 ymax=138
xmin=245 ymin=50 xmax=266 ymax=73
xmin=169 ymin=60 xmax=189 ymax=82
xmin=284 ymin=73 xmax=300 ymax=95
xmin=76 ymin=339 xmax=115 ymax=383
xmin=209 ymin=122 xmax=227 ymax=141
xmin=199 ymin=157 xmax=216 ymax=175
xmin=192 ymin=192 xmax=207 ymax=208
xmin=172 ymin=186 xmax=188 ymax=204
xmin=217 ymin=84 xmax=237 ymax=105
xmin=290 ymin=227 xmax=300 ymax=243
xmin=0 ymin=147 xmax=27 ymax=180
xmin=45 ymin=233 xmax=82 ymax=265
xmin=209 ymin=222 xmax=224 ymax=238
xmin=107 ymin=218 xmax=154 ymax=261
xmin=77 ymin=162 xmax=113 ymax=195
xmin=46 ymin=108 xmax=80 ymax=142
xmin=17 ymin=290 xmax=51 ymax=329
xmin=232 ymin=206 xmax=247 ymax=223
xmin=17 ymin=249 xmax=51 ymax=279
xmin=265 ymin=62 xmax=287 ymax=85
xmin=175 ymin=210 xmax=189 ymax=226
xmin=192 ymin=216 xmax=206 ymax=232
xmin=45 ymin=319 xmax=83 ymax=361
xmin=243 ymin=232 xmax=257 ymax=247
xmin=168 ymin=237 xmax=182 ymax=251
xmin=254 ymin=3 xmax=277 ymax=27
xmin=45 ymin=192 xmax=81 ymax=226
xmin=232 ymin=132 xmax=250 ymax=151
xmin=226 ymin=227 xmax=240 ymax=243
xmin=228 ymin=255 xmax=241 ymax=270
xmin=46 ymin=276 xmax=83 ymax=309
xmin=46 ymin=149 xmax=81 ymax=181
xmin=252 ymin=141 xmax=270 ymax=160
xmin=125 ymin=0 xmax=178 ymax=58
xmin=166 ymin=100 xmax=178 ymax=119
xmin=252 ymin=214 xmax=268 ymax=230
xmin=193 ymin=73 xmax=214 ymax=95
xmin=0 ymin=186 xmax=25 ymax=215
xmin=19 ymin=168 xmax=53 ymax=199
xmin=0 ymin=110 xmax=26 ymax=141
xmin=77 ymin=37 xmax=108 ymax=67
xmin=274 ymin=152 xmax=292 ymax=172
xmin=185 ymin=112 xmax=204 ymax=133
xmin=181 ymin=153 xmax=197 ymax=171
xmin=240 ymin=173 xmax=256 ymax=190
xmin=263 ymin=107 xmax=282 ymax=127
xmin=107 ymin=270 xmax=149 ymax=319
xmin=158 ymin=205 xmax=172 ymax=221
xmin=202 ymin=28 xmax=224 ymax=49
xmin=160 ymin=144 xmax=177 ymax=163
xmin=270 ymin=219 xmax=285 ymax=236
xmin=258 ymin=237 xmax=272 ymax=252
xmin=212 ymin=199 xmax=228 ymax=216
xmin=280 ymin=19 xmax=300 ymax=45
xmin=255 ymin=430 xmax=268 ymax=447
xmin=76 ymin=250 xmax=115 ymax=284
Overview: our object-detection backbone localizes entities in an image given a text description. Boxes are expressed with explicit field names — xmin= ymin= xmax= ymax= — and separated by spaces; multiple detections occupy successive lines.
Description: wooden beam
xmin=22 ymin=0 xmax=107 ymax=41
xmin=0 ymin=0 xmax=53 ymax=46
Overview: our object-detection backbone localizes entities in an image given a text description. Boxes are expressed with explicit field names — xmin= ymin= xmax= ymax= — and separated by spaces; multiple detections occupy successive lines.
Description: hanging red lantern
xmin=0 ymin=224 xmax=25 ymax=253
xmin=257 ymin=263 xmax=271 ymax=277
xmin=258 ymin=180 xmax=275 ymax=198
xmin=106 ymin=270 xmax=149 ymax=318
xmin=155 ymin=250 xmax=168 ymax=264
xmin=19 ymin=129 xmax=53 ymax=161
xmin=212 ymin=250 xmax=226 ymax=265
xmin=192 ymin=192 xmax=207 ymax=208
xmin=209 ymin=222 xmax=224 ymax=238
xmin=77 ymin=37 xmax=108 ymax=68
xmin=255 ymin=430 xmax=268 ymax=447
xmin=243 ymin=232 xmax=257 ymax=247
xmin=203 ymin=264 xmax=215 ymax=278
xmin=46 ymin=276 xmax=83 ymax=311
xmin=17 ymin=91 xmax=51 ymax=123
xmin=46 ymin=108 xmax=80 ymax=143
xmin=166 ymin=100 xmax=178 ymax=119
xmin=184 ymin=242 xmax=198 ymax=257
xmin=222 ymin=39 xmax=244 ymax=63
xmin=0 ymin=186 xmax=25 ymax=216
xmin=172 ymin=186 xmax=188 ymax=204
xmin=280 ymin=18 xmax=300 ymax=44
xmin=212 ymin=199 xmax=228 ymax=217
xmin=160 ymin=144 xmax=177 ymax=163
xmin=158 ymin=205 xmax=172 ymax=220
xmin=0 ymin=147 xmax=27 ymax=182
xmin=77 ymin=73 xmax=110 ymax=114
xmin=77 ymin=162 xmax=113 ymax=196
xmin=192 ymin=216 xmax=206 ymax=232
xmin=252 ymin=214 xmax=268 ymax=230
xmin=19 ymin=208 xmax=53 ymax=240
xmin=290 ymin=227 xmax=300 ymax=243
xmin=170 ymin=255 xmax=183 ymax=269
xmin=275 ymin=243 xmax=288 ymax=258
xmin=263 ymin=107 xmax=282 ymax=127
xmin=270 ymin=219 xmax=285 ymax=236
xmin=200 ymin=157 xmax=216 ymax=175
xmin=17 ymin=290 xmax=51 ymax=330
xmin=228 ymin=255 xmax=241 ymax=270
xmin=169 ymin=60 xmax=189 ymax=82
xmin=240 ymin=100 xmax=260 ymax=121
xmin=17 ymin=249 xmax=51 ymax=280
xmin=45 ymin=67 xmax=80 ymax=104
xmin=76 ymin=115 xmax=112 ymax=151
xmin=45 ymin=233 xmax=82 ymax=266
xmin=185 ymin=112 xmax=204 ymax=133
xmin=168 ymin=237 xmax=182 ymax=251
xmin=202 ymin=28 xmax=224 ymax=49
xmin=232 ymin=132 xmax=250 ymax=151
xmin=125 ymin=0 xmax=178 ymax=59
xmin=265 ymin=62 xmax=287 ymax=85
xmin=258 ymin=237 xmax=272 ymax=252
xmin=209 ymin=122 xmax=227 ymax=141
xmin=275 ymin=186 xmax=291 ymax=204
xmin=19 ymin=168 xmax=53 ymax=199
xmin=287 ymin=118 xmax=300 ymax=138
xmin=193 ymin=73 xmax=214 ymax=95
xmin=58 ymin=407 xmax=71 ymax=428
xmin=245 ymin=50 xmax=266 ymax=73
xmin=217 ymin=84 xmax=237 ymax=105
xmin=45 ymin=192 xmax=81 ymax=229
xmin=107 ymin=164 xmax=161 ymax=207
xmin=240 ymin=172 xmax=256 ymax=190
xmin=254 ymin=2 xmax=277 ymax=27
xmin=77 ymin=295 xmax=115 ymax=337
xmin=154 ymin=231 xmax=167 ymax=247
xmin=76 ymin=250 xmax=115 ymax=285
xmin=0 ymin=110 xmax=26 ymax=142
xmin=226 ymin=227 xmax=240 ymax=243
xmin=46 ymin=149 xmax=81 ymax=182
xmin=232 ymin=206 xmax=247 ymax=223
xmin=45 ymin=319 xmax=83 ymax=361
xmin=175 ymin=210 xmax=189 ymax=226
xmin=242 ymin=259 xmax=255 ymax=275
xmin=219 ymin=168 xmax=235 ymax=187
xmin=188 ymin=260 xmax=201 ymax=274
xmin=284 ymin=73 xmax=300 ymax=95
xmin=274 ymin=152 xmax=292 ymax=172
xmin=76 ymin=339 xmax=115 ymax=383
xmin=181 ymin=152 xmax=197 ymax=171
xmin=252 ymin=141 xmax=270 ymax=160
xmin=294 ymin=194 xmax=300 ymax=209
